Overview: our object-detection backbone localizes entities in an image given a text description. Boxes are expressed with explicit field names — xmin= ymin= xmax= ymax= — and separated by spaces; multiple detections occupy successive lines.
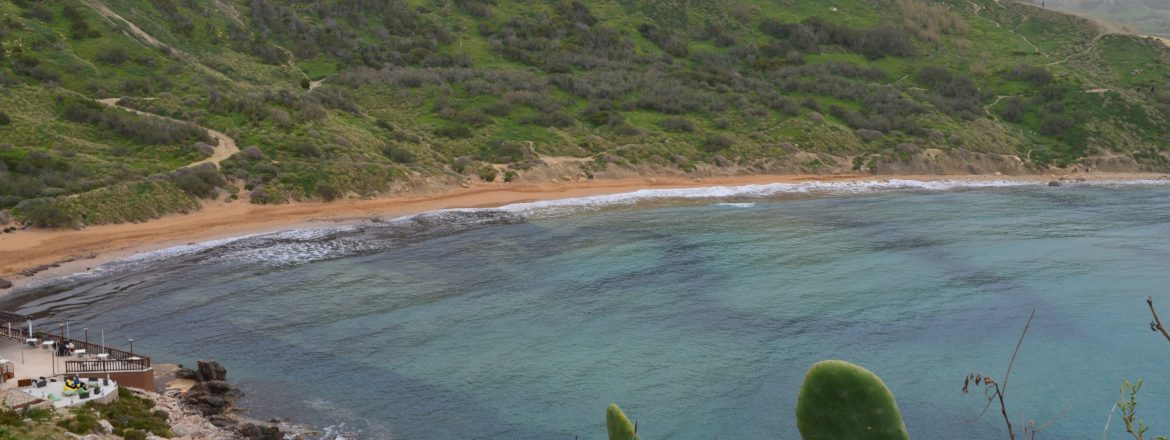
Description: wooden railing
xmin=0 ymin=326 xmax=151 ymax=372
xmin=65 ymin=358 xmax=150 ymax=373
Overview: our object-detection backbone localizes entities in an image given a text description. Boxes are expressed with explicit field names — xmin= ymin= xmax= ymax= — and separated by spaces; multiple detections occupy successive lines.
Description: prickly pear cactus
xmin=606 ymin=403 xmax=641 ymax=440
xmin=795 ymin=360 xmax=909 ymax=440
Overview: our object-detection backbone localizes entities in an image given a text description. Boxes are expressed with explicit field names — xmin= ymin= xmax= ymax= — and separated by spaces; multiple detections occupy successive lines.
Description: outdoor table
xmin=94 ymin=353 xmax=109 ymax=359
xmin=73 ymin=349 xmax=86 ymax=358
xmin=41 ymin=341 xmax=54 ymax=349
xmin=24 ymin=338 xmax=36 ymax=346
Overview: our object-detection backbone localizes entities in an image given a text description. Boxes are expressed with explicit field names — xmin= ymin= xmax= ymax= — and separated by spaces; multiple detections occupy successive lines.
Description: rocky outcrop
xmin=0 ymin=279 xmax=10 ymax=289
xmin=130 ymin=387 xmax=240 ymax=440
xmin=195 ymin=359 xmax=227 ymax=382
xmin=174 ymin=360 xmax=286 ymax=440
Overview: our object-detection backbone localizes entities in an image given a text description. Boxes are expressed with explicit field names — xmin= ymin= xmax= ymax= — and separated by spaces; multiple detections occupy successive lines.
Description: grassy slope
xmin=1 ymin=0 xmax=1169 ymax=227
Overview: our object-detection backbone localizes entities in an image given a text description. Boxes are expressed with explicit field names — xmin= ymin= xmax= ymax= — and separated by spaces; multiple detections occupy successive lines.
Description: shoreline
xmin=1 ymin=171 xmax=1166 ymax=290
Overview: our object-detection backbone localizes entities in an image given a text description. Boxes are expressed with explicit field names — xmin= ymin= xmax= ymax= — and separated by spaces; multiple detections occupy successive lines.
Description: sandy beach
xmin=0 ymin=171 xmax=1165 ymax=290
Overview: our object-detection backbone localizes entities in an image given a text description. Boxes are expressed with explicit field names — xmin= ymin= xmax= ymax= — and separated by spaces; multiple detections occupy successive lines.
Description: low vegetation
xmin=1 ymin=0 xmax=1170 ymax=227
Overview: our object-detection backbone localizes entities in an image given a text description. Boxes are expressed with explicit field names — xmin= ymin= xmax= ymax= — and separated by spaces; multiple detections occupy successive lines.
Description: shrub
xmin=90 ymin=388 xmax=172 ymax=437
xmin=240 ymin=146 xmax=265 ymax=160
xmin=477 ymin=166 xmax=498 ymax=182
xmin=434 ymin=126 xmax=473 ymax=139
xmin=503 ymin=170 xmax=518 ymax=182
xmin=451 ymin=156 xmax=477 ymax=173
xmin=705 ymin=134 xmax=736 ymax=152
xmin=14 ymin=197 xmax=77 ymax=228
xmin=317 ymin=183 xmax=341 ymax=201
xmin=58 ymin=409 xmax=100 ymax=434
xmin=657 ymin=117 xmax=696 ymax=133
xmin=0 ymin=112 xmax=9 ymax=125
xmin=998 ymin=97 xmax=1027 ymax=123
xmin=163 ymin=164 xmax=226 ymax=199
xmin=96 ymin=47 xmax=130 ymax=65
xmin=382 ymin=144 xmax=417 ymax=164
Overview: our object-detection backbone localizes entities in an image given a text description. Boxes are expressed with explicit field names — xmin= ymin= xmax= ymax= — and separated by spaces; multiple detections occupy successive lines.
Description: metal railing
xmin=0 ymin=326 xmax=151 ymax=372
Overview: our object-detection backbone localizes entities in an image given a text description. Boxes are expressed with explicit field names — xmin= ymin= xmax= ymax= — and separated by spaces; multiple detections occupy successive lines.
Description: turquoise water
xmin=7 ymin=182 xmax=1170 ymax=439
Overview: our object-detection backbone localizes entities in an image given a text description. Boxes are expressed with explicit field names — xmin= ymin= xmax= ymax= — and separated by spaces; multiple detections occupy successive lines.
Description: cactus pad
xmin=606 ymin=403 xmax=640 ymax=440
xmin=795 ymin=360 xmax=908 ymax=440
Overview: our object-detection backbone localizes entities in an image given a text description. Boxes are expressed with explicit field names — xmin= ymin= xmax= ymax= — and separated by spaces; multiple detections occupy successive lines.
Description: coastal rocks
xmin=175 ymin=360 xmax=287 ymax=440
xmin=1048 ymin=180 xmax=1062 ymax=187
xmin=127 ymin=387 xmax=239 ymax=440
xmin=0 ymin=278 xmax=10 ymax=289
xmin=237 ymin=423 xmax=283 ymax=440
xmin=195 ymin=360 xmax=227 ymax=382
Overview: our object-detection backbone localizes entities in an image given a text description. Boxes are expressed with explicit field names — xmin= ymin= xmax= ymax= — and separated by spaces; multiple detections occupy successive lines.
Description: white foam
xmin=714 ymin=202 xmax=757 ymax=208
xmin=489 ymin=179 xmax=1032 ymax=217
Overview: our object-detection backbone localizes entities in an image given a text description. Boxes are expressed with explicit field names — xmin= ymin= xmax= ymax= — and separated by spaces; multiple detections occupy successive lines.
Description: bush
xmin=657 ymin=117 xmax=696 ymax=133
xmin=14 ymin=197 xmax=77 ymax=228
xmin=434 ymin=126 xmax=473 ymax=139
xmin=451 ymin=156 xmax=477 ymax=173
xmin=704 ymin=134 xmax=736 ymax=152
xmin=96 ymin=47 xmax=130 ymax=65
xmin=477 ymin=166 xmax=498 ymax=182
xmin=317 ymin=183 xmax=341 ymax=201
xmin=382 ymin=144 xmax=417 ymax=164
xmin=0 ymin=112 xmax=9 ymax=125
xmin=162 ymin=164 xmax=226 ymax=199
xmin=503 ymin=170 xmax=518 ymax=182
xmin=58 ymin=410 xmax=100 ymax=434
xmin=89 ymin=388 xmax=172 ymax=437
xmin=123 ymin=429 xmax=147 ymax=440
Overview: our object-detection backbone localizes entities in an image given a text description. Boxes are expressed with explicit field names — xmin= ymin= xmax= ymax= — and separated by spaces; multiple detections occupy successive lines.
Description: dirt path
xmin=309 ymin=78 xmax=326 ymax=91
xmin=983 ymin=94 xmax=1020 ymax=119
xmin=96 ymin=98 xmax=239 ymax=168
xmin=970 ymin=0 xmax=1046 ymax=57
xmin=82 ymin=0 xmax=238 ymax=85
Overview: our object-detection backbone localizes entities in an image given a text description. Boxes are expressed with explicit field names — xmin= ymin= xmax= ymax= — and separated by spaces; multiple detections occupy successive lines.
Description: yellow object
xmin=63 ymin=377 xmax=86 ymax=391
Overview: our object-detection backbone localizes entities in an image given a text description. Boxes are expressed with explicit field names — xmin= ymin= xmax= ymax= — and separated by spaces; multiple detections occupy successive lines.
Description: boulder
xmin=0 ymin=279 xmax=10 ymax=289
xmin=196 ymin=360 xmax=227 ymax=382
xmin=174 ymin=368 xmax=198 ymax=380
xmin=208 ymin=414 xmax=238 ymax=429
xmin=237 ymin=423 xmax=284 ymax=440
xmin=204 ymin=380 xmax=233 ymax=394
xmin=1048 ymin=180 xmax=1062 ymax=187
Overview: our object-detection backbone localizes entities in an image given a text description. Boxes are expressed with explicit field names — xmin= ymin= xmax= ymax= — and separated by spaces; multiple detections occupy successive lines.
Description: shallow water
xmin=7 ymin=182 xmax=1170 ymax=439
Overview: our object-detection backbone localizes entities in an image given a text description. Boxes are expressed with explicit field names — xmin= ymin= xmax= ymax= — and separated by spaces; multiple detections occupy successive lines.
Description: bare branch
xmin=1146 ymin=297 xmax=1170 ymax=345
xmin=1003 ymin=307 xmax=1037 ymax=395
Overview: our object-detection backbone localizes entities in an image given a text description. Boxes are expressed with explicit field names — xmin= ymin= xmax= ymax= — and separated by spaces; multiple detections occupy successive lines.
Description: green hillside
xmin=2 ymin=0 xmax=1170 ymax=227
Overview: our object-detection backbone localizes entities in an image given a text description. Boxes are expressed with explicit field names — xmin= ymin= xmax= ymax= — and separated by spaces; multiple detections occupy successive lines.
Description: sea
xmin=5 ymin=179 xmax=1170 ymax=439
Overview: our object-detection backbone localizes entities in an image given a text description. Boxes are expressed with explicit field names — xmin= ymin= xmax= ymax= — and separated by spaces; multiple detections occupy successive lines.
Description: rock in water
xmin=238 ymin=422 xmax=284 ymax=440
xmin=196 ymin=359 xmax=227 ymax=382
xmin=1048 ymin=180 xmax=1062 ymax=187
xmin=0 ymin=279 xmax=10 ymax=289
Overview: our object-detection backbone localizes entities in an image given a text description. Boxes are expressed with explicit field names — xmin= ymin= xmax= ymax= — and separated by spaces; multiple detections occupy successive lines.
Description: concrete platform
xmin=21 ymin=378 xmax=119 ymax=409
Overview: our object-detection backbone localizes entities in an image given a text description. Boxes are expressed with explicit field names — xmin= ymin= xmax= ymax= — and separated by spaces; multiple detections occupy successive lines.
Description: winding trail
xmin=983 ymin=94 xmax=1020 ymax=119
xmin=96 ymin=98 xmax=239 ymax=168
xmin=969 ymin=0 xmax=1047 ymax=57
xmin=82 ymin=0 xmax=239 ymax=85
